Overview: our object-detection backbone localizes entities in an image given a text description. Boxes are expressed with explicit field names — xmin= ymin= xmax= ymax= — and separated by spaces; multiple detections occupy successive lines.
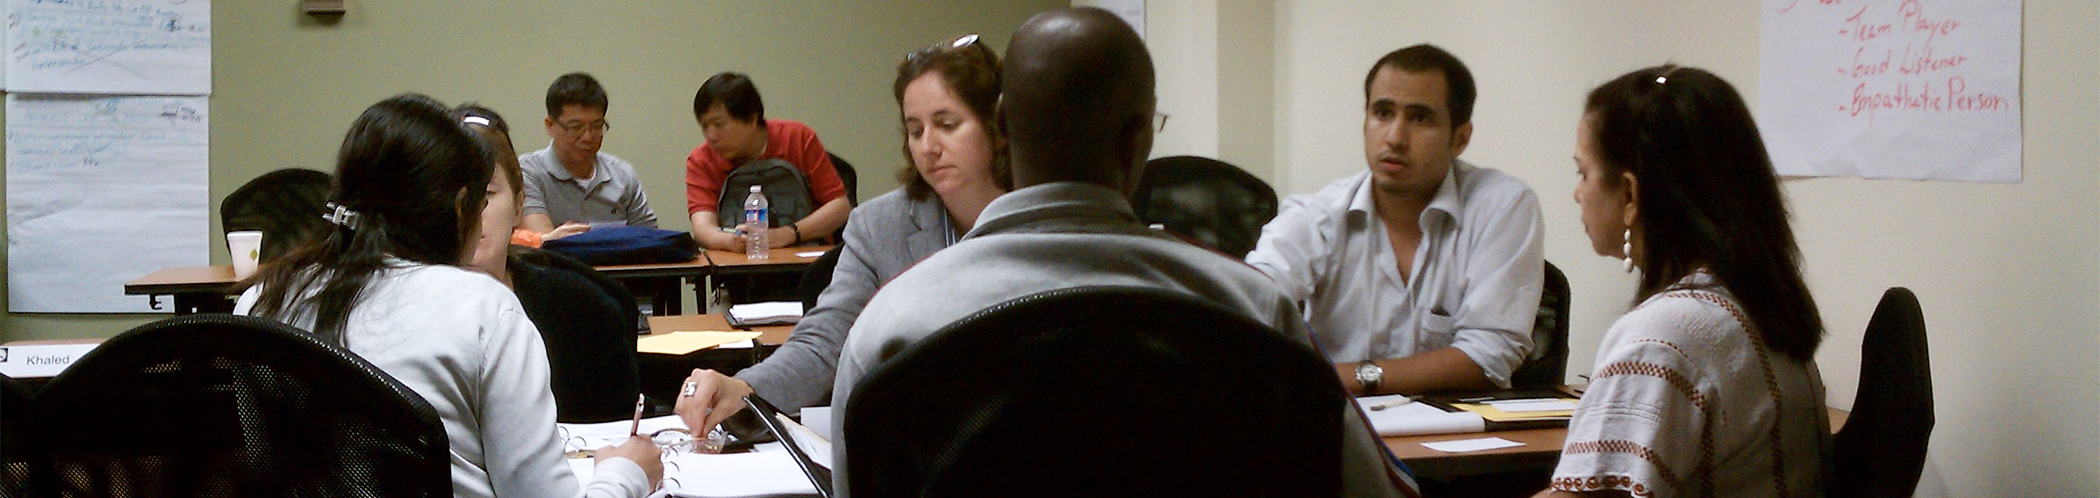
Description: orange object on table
xmin=511 ymin=228 xmax=544 ymax=248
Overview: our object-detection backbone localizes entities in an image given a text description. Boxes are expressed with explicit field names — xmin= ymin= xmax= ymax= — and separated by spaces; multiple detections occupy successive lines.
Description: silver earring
xmin=1621 ymin=228 xmax=1635 ymax=273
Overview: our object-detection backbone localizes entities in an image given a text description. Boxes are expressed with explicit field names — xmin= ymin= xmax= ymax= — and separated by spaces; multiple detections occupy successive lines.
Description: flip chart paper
xmin=6 ymin=94 xmax=207 ymax=312
xmin=6 ymin=0 xmax=211 ymax=95
xmin=1758 ymin=0 xmax=2021 ymax=182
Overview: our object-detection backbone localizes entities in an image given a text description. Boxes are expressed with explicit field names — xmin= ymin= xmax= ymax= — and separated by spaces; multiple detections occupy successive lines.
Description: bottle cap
xmin=750 ymin=185 xmax=762 ymax=192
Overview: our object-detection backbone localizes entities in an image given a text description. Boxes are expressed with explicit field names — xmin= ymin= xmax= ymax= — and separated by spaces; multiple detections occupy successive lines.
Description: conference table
xmin=635 ymin=313 xmax=800 ymax=405
xmin=1383 ymin=402 xmax=1851 ymax=479
xmin=123 ymin=245 xmax=831 ymax=316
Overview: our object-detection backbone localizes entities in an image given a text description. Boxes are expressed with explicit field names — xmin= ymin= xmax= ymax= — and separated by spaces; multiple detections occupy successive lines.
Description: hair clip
xmin=461 ymin=116 xmax=491 ymax=126
xmin=1653 ymin=66 xmax=1685 ymax=85
xmin=323 ymin=202 xmax=363 ymax=229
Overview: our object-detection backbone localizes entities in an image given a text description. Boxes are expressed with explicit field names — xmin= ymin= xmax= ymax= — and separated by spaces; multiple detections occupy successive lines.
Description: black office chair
xmin=1830 ymin=287 xmax=1933 ymax=497
xmin=30 ymin=314 xmax=451 ymax=497
xmin=1510 ymin=261 xmax=1571 ymax=389
xmin=828 ymin=152 xmax=859 ymax=206
xmin=2 ymin=373 xmax=33 ymax=498
xmin=1131 ymin=156 xmax=1279 ymax=259
xmin=797 ymin=244 xmax=847 ymax=313
xmin=512 ymin=247 xmax=644 ymax=423
xmin=220 ymin=168 xmax=333 ymax=266
xmin=844 ymin=286 xmax=1349 ymax=497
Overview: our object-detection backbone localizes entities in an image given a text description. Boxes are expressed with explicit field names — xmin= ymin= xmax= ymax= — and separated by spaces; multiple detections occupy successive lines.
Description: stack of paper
xmin=1358 ymin=394 xmax=1487 ymax=436
xmin=637 ymin=331 xmax=763 ymax=355
xmin=728 ymin=302 xmax=803 ymax=326
xmin=1451 ymin=399 xmax=1577 ymax=422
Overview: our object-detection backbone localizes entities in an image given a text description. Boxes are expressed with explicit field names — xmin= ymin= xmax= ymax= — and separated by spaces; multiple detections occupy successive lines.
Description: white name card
xmin=0 ymin=343 xmax=99 ymax=378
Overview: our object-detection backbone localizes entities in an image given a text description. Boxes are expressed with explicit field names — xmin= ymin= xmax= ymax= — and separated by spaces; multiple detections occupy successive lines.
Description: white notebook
xmin=1357 ymin=394 xmax=1487 ymax=436
xmin=727 ymin=301 xmax=803 ymax=326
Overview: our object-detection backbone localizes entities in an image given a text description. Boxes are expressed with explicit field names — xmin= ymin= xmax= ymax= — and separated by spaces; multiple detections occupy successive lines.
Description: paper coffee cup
xmin=228 ymin=231 xmax=263 ymax=279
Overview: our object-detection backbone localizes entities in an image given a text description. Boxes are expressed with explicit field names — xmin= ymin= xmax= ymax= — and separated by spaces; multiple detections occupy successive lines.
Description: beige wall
xmin=1106 ymin=0 xmax=1278 ymax=179
xmin=1264 ymin=0 xmax=2097 ymax=495
xmin=0 ymin=0 xmax=1064 ymax=340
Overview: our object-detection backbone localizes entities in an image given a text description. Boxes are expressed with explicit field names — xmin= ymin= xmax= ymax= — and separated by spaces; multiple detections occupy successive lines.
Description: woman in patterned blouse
xmin=1545 ymin=65 xmax=1832 ymax=498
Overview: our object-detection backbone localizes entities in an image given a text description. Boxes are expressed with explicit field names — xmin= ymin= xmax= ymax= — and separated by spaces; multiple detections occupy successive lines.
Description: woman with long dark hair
xmin=237 ymin=94 xmax=661 ymax=498
xmin=675 ymin=34 xmax=1013 ymax=431
xmin=1546 ymin=65 xmax=1830 ymax=497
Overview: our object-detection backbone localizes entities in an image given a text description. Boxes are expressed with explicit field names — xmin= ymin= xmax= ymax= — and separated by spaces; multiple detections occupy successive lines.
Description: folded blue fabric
xmin=541 ymin=226 xmax=698 ymax=266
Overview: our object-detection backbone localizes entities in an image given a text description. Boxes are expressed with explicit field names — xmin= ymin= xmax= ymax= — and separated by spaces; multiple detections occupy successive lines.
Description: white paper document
xmin=7 ymin=95 xmax=210 ymax=312
xmin=561 ymin=416 xmax=821 ymax=497
xmin=1358 ymin=394 xmax=1486 ymax=436
xmin=1757 ymin=0 xmax=2022 ymax=182
xmin=797 ymin=406 xmax=833 ymax=441
xmin=1484 ymin=399 xmax=1579 ymax=413
xmin=728 ymin=301 xmax=803 ymax=325
xmin=5 ymin=0 xmax=212 ymax=94
xmin=775 ymin=413 xmax=833 ymax=470
xmin=0 ymin=342 xmax=98 ymax=378
xmin=1420 ymin=437 xmax=1524 ymax=453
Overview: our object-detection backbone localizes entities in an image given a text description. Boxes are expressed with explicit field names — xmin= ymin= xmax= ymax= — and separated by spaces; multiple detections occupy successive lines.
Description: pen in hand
xmin=628 ymin=393 xmax=647 ymax=437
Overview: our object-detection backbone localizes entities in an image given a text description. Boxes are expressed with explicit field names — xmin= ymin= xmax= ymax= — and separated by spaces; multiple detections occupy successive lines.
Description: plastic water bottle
xmin=743 ymin=185 xmax=769 ymax=259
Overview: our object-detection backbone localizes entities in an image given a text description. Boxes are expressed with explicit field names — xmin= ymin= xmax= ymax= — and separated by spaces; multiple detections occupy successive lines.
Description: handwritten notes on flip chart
xmin=1757 ymin=0 xmax=2021 ymax=183
xmin=7 ymin=95 xmax=209 ymax=312
xmin=5 ymin=0 xmax=212 ymax=95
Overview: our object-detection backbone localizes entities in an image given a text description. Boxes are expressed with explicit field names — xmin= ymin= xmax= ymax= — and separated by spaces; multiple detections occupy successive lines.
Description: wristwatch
xmin=1354 ymin=360 xmax=1384 ymax=394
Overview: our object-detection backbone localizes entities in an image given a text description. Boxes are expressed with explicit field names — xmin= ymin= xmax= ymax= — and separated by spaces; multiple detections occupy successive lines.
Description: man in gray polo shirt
xmin=519 ymin=72 xmax=658 ymax=240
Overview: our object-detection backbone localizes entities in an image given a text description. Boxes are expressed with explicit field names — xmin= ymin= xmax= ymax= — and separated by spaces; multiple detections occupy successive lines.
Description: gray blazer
xmin=734 ymin=188 xmax=952 ymax=411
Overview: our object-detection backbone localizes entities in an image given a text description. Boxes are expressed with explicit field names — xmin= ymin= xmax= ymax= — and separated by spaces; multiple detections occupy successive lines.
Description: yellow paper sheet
xmin=637 ymin=331 xmax=764 ymax=355
xmin=1450 ymin=403 xmax=1574 ymax=422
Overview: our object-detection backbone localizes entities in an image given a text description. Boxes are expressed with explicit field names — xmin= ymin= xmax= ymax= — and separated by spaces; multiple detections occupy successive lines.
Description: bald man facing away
xmin=827 ymin=8 xmax=1416 ymax=497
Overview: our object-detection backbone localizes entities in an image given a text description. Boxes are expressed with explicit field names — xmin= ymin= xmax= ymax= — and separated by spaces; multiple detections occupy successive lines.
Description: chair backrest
xmin=1130 ymin=156 xmax=1279 ymax=259
xmin=718 ymin=158 xmax=816 ymax=230
xmin=2 ymin=374 xmax=32 ymax=498
xmin=798 ymin=244 xmax=847 ymax=313
xmin=1510 ymin=260 xmax=1572 ymax=388
xmin=511 ymin=247 xmax=644 ymax=423
xmin=220 ymin=168 xmax=333 ymax=265
xmin=829 ymin=152 xmax=859 ymax=206
xmin=844 ymin=286 xmax=1347 ymax=498
xmin=30 ymin=314 xmax=451 ymax=498
xmin=1830 ymin=287 xmax=1933 ymax=497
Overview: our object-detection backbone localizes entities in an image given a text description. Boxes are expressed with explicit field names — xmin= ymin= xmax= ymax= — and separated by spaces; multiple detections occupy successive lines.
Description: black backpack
xmin=716 ymin=158 xmax=816 ymax=230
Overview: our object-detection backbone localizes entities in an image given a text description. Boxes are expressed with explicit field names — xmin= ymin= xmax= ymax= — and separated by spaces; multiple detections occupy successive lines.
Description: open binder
xmin=743 ymin=394 xmax=833 ymax=498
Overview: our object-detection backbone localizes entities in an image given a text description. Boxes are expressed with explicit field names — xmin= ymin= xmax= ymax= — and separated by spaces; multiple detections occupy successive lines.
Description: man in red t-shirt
xmin=684 ymin=72 xmax=851 ymax=252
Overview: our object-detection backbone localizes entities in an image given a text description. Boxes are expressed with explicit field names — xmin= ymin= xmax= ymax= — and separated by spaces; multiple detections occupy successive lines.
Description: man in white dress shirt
xmin=1246 ymin=44 xmax=1545 ymax=395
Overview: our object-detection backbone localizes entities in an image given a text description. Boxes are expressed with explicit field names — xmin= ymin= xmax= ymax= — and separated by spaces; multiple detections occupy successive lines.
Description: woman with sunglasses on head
xmin=1543 ymin=65 xmax=1829 ymax=497
xmin=237 ymin=94 xmax=661 ymax=498
xmin=676 ymin=34 xmax=1012 ymax=432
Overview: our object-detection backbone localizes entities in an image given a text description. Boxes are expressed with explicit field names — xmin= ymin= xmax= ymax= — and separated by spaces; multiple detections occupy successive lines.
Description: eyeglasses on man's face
xmin=557 ymin=119 xmax=610 ymax=135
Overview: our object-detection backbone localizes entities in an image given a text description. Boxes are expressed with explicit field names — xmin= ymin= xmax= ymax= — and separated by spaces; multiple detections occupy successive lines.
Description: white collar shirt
xmin=1245 ymin=159 xmax=1545 ymax=387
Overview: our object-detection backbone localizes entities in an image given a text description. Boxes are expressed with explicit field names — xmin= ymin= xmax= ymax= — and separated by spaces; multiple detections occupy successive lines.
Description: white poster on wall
xmin=5 ymin=0 xmax=211 ymax=95
xmin=1757 ymin=0 xmax=2021 ymax=183
xmin=1096 ymin=0 xmax=1145 ymax=39
xmin=6 ymin=95 xmax=209 ymax=313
